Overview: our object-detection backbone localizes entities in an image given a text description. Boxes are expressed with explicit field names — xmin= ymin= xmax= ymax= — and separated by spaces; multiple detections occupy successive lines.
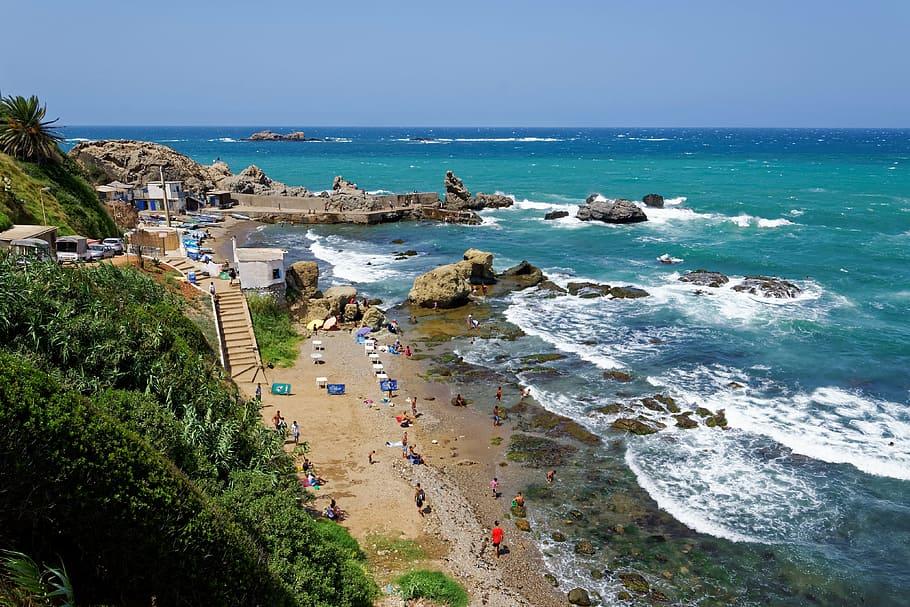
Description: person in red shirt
xmin=491 ymin=521 xmax=504 ymax=558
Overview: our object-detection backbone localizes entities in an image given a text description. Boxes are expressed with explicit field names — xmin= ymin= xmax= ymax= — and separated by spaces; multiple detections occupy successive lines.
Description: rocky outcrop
xmin=218 ymin=165 xmax=309 ymax=197
xmin=576 ymin=196 xmax=648 ymax=224
xmin=732 ymin=275 xmax=801 ymax=299
xmin=679 ymin=270 xmax=729 ymax=288
xmin=544 ymin=210 xmax=569 ymax=220
xmin=361 ymin=306 xmax=386 ymax=331
xmin=69 ymin=140 xmax=232 ymax=193
xmin=443 ymin=170 xmax=514 ymax=210
xmin=642 ymin=193 xmax=665 ymax=208
xmin=68 ymin=140 xmax=308 ymax=197
xmin=408 ymin=248 xmax=496 ymax=308
xmin=611 ymin=418 xmax=659 ymax=435
xmin=566 ymin=282 xmax=649 ymax=299
xmin=286 ymin=261 xmax=319 ymax=299
xmin=498 ymin=260 xmax=544 ymax=290
xmin=247 ymin=130 xmax=313 ymax=141
xmin=567 ymin=588 xmax=592 ymax=606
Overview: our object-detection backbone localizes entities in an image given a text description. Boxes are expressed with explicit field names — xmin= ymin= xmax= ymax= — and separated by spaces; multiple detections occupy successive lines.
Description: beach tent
xmin=271 ymin=383 xmax=292 ymax=395
xmin=379 ymin=379 xmax=398 ymax=392
xmin=355 ymin=327 xmax=372 ymax=337
xmin=306 ymin=319 xmax=324 ymax=331
xmin=327 ymin=384 xmax=345 ymax=395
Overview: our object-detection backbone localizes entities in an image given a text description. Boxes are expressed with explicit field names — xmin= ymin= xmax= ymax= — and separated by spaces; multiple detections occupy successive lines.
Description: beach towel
xmin=327 ymin=384 xmax=345 ymax=395
xmin=271 ymin=383 xmax=292 ymax=395
xmin=380 ymin=379 xmax=399 ymax=392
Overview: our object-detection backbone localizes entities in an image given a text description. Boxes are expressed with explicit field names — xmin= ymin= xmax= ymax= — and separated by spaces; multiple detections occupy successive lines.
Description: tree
xmin=0 ymin=95 xmax=62 ymax=163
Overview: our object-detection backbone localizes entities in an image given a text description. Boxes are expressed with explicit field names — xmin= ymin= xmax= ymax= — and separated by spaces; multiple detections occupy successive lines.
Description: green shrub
xmin=396 ymin=570 xmax=468 ymax=607
xmin=247 ymin=293 xmax=301 ymax=367
xmin=0 ymin=210 xmax=10 ymax=231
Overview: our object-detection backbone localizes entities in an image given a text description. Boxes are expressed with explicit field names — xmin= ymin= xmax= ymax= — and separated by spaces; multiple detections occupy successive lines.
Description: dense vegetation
xmin=248 ymin=293 xmax=302 ymax=367
xmin=0 ymin=258 xmax=375 ymax=606
xmin=0 ymin=92 xmax=117 ymax=238
xmin=0 ymin=151 xmax=118 ymax=238
xmin=396 ymin=570 xmax=468 ymax=607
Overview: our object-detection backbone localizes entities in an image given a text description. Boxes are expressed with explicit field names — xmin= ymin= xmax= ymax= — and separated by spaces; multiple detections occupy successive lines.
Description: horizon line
xmin=58 ymin=124 xmax=910 ymax=130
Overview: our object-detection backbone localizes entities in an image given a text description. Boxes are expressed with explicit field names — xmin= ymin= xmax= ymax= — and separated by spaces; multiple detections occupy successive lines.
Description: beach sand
xmin=238 ymin=327 xmax=562 ymax=606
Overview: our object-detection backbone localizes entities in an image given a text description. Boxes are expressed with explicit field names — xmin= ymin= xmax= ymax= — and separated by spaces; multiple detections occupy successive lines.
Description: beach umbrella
xmin=323 ymin=316 xmax=338 ymax=330
xmin=355 ymin=327 xmax=372 ymax=337
xmin=306 ymin=319 xmax=324 ymax=331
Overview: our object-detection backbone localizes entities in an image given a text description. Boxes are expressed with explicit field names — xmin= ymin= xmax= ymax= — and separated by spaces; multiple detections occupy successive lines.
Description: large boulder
xmin=474 ymin=192 xmax=514 ymax=209
xmin=679 ymin=270 xmax=729 ymax=288
xmin=462 ymin=248 xmax=496 ymax=284
xmin=215 ymin=164 xmax=309 ymax=197
xmin=304 ymin=297 xmax=332 ymax=323
xmin=286 ymin=261 xmax=319 ymax=299
xmin=361 ymin=306 xmax=386 ymax=331
xmin=322 ymin=285 xmax=358 ymax=317
xmin=498 ymin=260 xmax=544 ymax=289
xmin=732 ymin=276 xmax=801 ymax=299
xmin=577 ymin=196 xmax=648 ymax=224
xmin=642 ymin=193 xmax=665 ymax=208
xmin=408 ymin=263 xmax=472 ymax=308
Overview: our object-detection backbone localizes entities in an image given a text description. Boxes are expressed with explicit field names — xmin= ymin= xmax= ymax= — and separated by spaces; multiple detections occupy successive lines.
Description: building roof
xmin=235 ymin=247 xmax=286 ymax=262
xmin=107 ymin=180 xmax=133 ymax=189
xmin=208 ymin=190 xmax=231 ymax=195
xmin=0 ymin=224 xmax=57 ymax=241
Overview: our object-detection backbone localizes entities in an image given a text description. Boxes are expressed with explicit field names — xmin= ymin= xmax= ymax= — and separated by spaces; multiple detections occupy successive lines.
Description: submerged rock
xmin=537 ymin=279 xmax=568 ymax=297
xmin=544 ymin=209 xmax=569 ymax=220
xmin=574 ymin=540 xmax=596 ymax=555
xmin=604 ymin=370 xmax=634 ymax=382
xmin=514 ymin=518 xmax=531 ymax=532
xmin=732 ymin=275 xmax=802 ymax=298
xmin=673 ymin=412 xmax=699 ymax=429
xmin=577 ymin=196 xmax=648 ymax=224
xmin=679 ymin=270 xmax=730 ymax=288
xmin=618 ymin=572 xmax=650 ymax=594
xmin=611 ymin=418 xmax=659 ymax=435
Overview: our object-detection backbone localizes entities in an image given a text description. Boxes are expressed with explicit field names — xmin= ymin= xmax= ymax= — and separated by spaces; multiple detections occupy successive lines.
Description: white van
xmin=56 ymin=236 xmax=90 ymax=262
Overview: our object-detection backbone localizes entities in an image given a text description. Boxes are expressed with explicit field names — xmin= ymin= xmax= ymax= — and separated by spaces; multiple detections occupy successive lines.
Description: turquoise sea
xmin=63 ymin=127 xmax=910 ymax=605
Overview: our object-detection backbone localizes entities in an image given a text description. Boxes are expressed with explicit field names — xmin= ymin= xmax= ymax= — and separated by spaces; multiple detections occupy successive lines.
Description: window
xmin=272 ymin=268 xmax=281 ymax=280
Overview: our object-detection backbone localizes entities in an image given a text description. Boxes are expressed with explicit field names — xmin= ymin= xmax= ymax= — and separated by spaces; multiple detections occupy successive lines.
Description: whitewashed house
xmin=231 ymin=237 xmax=286 ymax=295
xmin=139 ymin=180 xmax=186 ymax=213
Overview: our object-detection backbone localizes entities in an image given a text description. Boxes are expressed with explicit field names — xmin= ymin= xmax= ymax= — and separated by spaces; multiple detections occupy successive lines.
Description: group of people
xmin=270 ymin=409 xmax=301 ymax=444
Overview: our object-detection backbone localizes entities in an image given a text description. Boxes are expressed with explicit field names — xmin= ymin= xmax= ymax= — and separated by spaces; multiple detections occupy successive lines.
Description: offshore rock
xmin=474 ymin=192 xmax=514 ymax=208
xmin=544 ymin=209 xmax=569 ymax=220
xmin=498 ymin=260 xmax=544 ymax=290
xmin=612 ymin=418 xmax=659 ymax=435
xmin=247 ymin=130 xmax=311 ymax=141
xmin=444 ymin=170 xmax=472 ymax=206
xmin=732 ymin=275 xmax=802 ymax=298
xmin=642 ymin=193 xmax=665 ymax=208
xmin=408 ymin=248 xmax=496 ymax=308
xmin=577 ymin=196 xmax=648 ymax=224
xmin=679 ymin=270 xmax=730 ymax=288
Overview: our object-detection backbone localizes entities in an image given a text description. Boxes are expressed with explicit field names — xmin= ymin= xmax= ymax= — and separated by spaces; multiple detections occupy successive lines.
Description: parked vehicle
xmin=88 ymin=243 xmax=115 ymax=260
xmin=101 ymin=237 xmax=124 ymax=254
xmin=56 ymin=236 xmax=90 ymax=263
xmin=10 ymin=238 xmax=53 ymax=263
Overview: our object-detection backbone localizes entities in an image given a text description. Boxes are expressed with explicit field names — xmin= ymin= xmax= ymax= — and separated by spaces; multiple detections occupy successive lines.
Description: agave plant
xmin=0 ymin=95 xmax=62 ymax=162
xmin=0 ymin=550 xmax=75 ymax=606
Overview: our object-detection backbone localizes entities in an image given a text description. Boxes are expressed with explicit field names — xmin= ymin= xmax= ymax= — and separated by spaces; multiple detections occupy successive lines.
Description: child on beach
xmin=368 ymin=450 xmax=376 ymax=464
xmin=490 ymin=477 xmax=499 ymax=498
xmin=291 ymin=420 xmax=300 ymax=445
xmin=491 ymin=521 xmax=504 ymax=558
xmin=415 ymin=483 xmax=426 ymax=516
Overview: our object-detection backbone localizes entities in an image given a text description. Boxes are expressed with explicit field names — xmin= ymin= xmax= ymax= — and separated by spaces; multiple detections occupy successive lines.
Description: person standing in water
xmin=496 ymin=385 xmax=503 ymax=402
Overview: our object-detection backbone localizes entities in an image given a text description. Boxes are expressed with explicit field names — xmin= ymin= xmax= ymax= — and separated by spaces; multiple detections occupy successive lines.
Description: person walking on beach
xmin=493 ymin=405 xmax=502 ymax=427
xmin=410 ymin=397 xmax=418 ymax=418
xmin=291 ymin=420 xmax=300 ymax=445
xmin=368 ymin=450 xmax=376 ymax=465
xmin=255 ymin=383 xmax=262 ymax=401
xmin=272 ymin=410 xmax=281 ymax=430
xmin=546 ymin=469 xmax=556 ymax=484
xmin=490 ymin=477 xmax=499 ymax=498
xmin=415 ymin=483 xmax=426 ymax=517
xmin=491 ymin=521 xmax=504 ymax=558
xmin=496 ymin=385 xmax=503 ymax=403
xmin=402 ymin=430 xmax=409 ymax=459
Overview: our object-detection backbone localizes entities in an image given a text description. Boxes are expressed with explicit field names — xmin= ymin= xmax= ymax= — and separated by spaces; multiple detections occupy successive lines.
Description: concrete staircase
xmin=163 ymin=256 xmax=263 ymax=384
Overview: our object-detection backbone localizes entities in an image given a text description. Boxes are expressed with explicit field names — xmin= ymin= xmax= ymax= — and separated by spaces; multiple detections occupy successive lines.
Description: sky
xmin=2 ymin=0 xmax=908 ymax=127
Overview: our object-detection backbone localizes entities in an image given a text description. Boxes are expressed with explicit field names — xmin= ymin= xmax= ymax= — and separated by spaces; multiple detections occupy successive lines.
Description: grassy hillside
xmin=0 ymin=259 xmax=376 ymax=606
xmin=0 ymin=151 xmax=118 ymax=238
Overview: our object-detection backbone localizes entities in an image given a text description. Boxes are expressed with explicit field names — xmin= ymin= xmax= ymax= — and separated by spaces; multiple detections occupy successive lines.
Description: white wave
xmin=208 ymin=137 xmax=239 ymax=142
xmin=728 ymin=214 xmax=795 ymax=228
xmin=367 ymin=189 xmax=394 ymax=195
xmin=626 ymin=137 xmax=672 ymax=141
xmin=157 ymin=139 xmax=187 ymax=142
xmin=65 ymin=137 xmax=93 ymax=143
xmin=306 ymin=232 xmax=402 ymax=283
xmin=652 ymin=365 xmax=910 ymax=481
xmin=453 ymin=137 xmax=563 ymax=142
xmin=663 ymin=196 xmax=686 ymax=205
xmin=512 ymin=198 xmax=576 ymax=211
xmin=324 ymin=137 xmax=352 ymax=143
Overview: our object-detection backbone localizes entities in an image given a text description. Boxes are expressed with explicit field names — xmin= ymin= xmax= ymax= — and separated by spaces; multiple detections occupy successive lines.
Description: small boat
xmin=231 ymin=213 xmax=251 ymax=220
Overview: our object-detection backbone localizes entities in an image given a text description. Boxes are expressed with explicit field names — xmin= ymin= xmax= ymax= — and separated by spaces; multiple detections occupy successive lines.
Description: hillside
xmin=0 ymin=151 xmax=118 ymax=237
xmin=0 ymin=259 xmax=376 ymax=606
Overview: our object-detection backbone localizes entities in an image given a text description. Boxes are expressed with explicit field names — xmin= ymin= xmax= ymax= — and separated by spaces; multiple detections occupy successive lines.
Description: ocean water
xmin=62 ymin=127 xmax=910 ymax=603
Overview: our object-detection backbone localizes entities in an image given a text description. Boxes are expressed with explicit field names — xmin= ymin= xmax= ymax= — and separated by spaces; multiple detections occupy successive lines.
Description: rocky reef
xmin=678 ymin=270 xmax=802 ymax=298
xmin=565 ymin=281 xmax=650 ymax=299
xmin=642 ymin=193 xmax=665 ymax=208
xmin=246 ymin=130 xmax=316 ymax=141
xmin=443 ymin=170 xmax=514 ymax=210
xmin=576 ymin=195 xmax=648 ymax=224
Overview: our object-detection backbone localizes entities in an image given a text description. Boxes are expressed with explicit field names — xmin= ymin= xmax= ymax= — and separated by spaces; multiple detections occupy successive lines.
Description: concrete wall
xmin=232 ymin=191 xmax=440 ymax=210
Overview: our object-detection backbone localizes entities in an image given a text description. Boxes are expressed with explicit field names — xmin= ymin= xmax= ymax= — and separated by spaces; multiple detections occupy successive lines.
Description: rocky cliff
xmin=443 ymin=170 xmax=514 ymax=210
xmin=68 ymin=140 xmax=308 ymax=196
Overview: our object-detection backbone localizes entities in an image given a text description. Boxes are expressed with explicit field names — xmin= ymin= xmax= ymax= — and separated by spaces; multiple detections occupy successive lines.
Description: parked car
xmin=101 ymin=237 xmax=124 ymax=254
xmin=88 ymin=243 xmax=115 ymax=260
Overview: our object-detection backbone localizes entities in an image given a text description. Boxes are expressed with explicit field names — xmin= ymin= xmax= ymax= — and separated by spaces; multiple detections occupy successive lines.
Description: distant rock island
xmin=246 ymin=130 xmax=322 ymax=142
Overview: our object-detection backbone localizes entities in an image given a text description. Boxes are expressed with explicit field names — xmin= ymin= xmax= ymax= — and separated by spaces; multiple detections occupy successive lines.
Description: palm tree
xmin=0 ymin=95 xmax=62 ymax=163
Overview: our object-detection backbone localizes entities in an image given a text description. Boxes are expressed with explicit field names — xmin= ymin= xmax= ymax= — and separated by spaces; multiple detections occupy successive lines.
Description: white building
xmin=232 ymin=237 xmax=287 ymax=293
xmin=143 ymin=180 xmax=186 ymax=213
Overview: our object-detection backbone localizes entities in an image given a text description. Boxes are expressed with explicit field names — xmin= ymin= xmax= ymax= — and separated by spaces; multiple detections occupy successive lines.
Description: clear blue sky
xmin=2 ymin=0 xmax=908 ymax=127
